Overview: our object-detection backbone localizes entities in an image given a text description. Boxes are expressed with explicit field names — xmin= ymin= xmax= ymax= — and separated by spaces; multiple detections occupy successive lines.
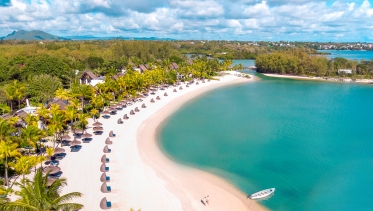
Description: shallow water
xmin=159 ymin=73 xmax=373 ymax=211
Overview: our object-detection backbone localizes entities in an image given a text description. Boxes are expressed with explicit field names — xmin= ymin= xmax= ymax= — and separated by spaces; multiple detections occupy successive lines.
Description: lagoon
xmin=318 ymin=50 xmax=373 ymax=61
xmin=159 ymin=72 xmax=373 ymax=211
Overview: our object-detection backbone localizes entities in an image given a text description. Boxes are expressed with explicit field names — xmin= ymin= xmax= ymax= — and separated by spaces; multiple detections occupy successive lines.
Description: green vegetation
xmin=255 ymin=49 xmax=373 ymax=78
xmin=0 ymin=168 xmax=83 ymax=211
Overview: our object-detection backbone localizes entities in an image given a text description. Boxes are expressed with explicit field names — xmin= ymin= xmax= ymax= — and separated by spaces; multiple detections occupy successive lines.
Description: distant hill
xmin=2 ymin=30 xmax=69 ymax=41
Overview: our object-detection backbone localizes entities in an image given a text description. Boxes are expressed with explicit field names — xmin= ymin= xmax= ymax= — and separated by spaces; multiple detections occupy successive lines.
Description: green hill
xmin=2 ymin=30 xmax=69 ymax=41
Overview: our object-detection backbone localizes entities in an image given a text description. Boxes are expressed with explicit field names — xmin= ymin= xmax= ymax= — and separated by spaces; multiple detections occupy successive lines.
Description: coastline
xmin=57 ymin=72 xmax=266 ymax=210
xmin=138 ymin=74 xmax=266 ymax=211
xmin=262 ymin=73 xmax=373 ymax=84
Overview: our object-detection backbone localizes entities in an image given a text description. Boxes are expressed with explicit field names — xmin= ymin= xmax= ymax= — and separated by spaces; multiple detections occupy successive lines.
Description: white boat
xmin=248 ymin=188 xmax=275 ymax=200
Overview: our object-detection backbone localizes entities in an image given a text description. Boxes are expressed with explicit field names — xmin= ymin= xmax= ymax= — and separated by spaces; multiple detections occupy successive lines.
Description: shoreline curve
xmin=58 ymin=72 xmax=266 ymax=211
xmin=138 ymin=74 xmax=267 ymax=211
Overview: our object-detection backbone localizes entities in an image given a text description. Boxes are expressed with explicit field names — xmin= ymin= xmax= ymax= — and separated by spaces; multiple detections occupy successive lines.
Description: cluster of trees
xmin=255 ymin=49 xmax=367 ymax=77
xmin=0 ymin=55 xmax=231 ymax=208
xmin=0 ymin=114 xmax=83 ymax=209
xmin=177 ymin=41 xmax=268 ymax=59
xmin=0 ymin=40 xmax=182 ymax=85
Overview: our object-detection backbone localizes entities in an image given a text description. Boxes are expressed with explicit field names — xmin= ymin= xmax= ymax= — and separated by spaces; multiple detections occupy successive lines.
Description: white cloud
xmin=0 ymin=0 xmax=372 ymax=41
xmin=243 ymin=1 xmax=270 ymax=17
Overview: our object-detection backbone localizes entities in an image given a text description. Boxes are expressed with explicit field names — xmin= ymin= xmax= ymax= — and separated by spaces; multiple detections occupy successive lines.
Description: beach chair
xmin=107 ymin=201 xmax=112 ymax=208
xmin=105 ymin=166 xmax=109 ymax=171
xmin=107 ymin=186 xmax=111 ymax=192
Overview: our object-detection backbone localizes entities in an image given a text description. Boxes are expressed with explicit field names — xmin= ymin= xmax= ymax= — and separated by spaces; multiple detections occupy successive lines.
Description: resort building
xmin=169 ymin=62 xmax=179 ymax=70
xmin=47 ymin=98 xmax=69 ymax=110
xmin=79 ymin=71 xmax=98 ymax=84
xmin=338 ymin=69 xmax=353 ymax=74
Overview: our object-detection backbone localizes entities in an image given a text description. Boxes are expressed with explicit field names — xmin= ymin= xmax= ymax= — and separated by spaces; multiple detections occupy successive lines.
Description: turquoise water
xmin=159 ymin=73 xmax=373 ymax=211
xmin=318 ymin=50 xmax=373 ymax=61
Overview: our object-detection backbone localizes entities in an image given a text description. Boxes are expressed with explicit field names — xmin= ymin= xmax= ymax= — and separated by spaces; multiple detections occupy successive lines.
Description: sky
xmin=1 ymin=0 xmax=373 ymax=41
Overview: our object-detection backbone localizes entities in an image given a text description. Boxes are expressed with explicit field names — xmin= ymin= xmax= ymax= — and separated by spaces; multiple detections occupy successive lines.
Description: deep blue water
xmin=318 ymin=50 xmax=373 ymax=61
xmin=159 ymin=72 xmax=373 ymax=211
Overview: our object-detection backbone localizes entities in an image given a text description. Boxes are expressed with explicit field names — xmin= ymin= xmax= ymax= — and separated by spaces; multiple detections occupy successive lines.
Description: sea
xmin=318 ymin=50 xmax=373 ymax=61
xmin=159 ymin=55 xmax=373 ymax=210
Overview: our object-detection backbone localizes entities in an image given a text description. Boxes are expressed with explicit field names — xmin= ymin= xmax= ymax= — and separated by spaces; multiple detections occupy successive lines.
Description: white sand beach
xmin=263 ymin=73 xmax=373 ymax=84
xmin=57 ymin=72 xmax=266 ymax=211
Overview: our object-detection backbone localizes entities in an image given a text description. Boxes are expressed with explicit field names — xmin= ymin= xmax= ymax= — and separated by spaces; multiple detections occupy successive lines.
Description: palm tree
xmin=0 ymin=103 xmax=10 ymax=115
xmin=90 ymin=108 xmax=99 ymax=121
xmin=45 ymin=147 xmax=54 ymax=159
xmin=12 ymin=156 xmax=35 ymax=184
xmin=35 ymin=104 xmax=50 ymax=130
xmin=0 ymin=140 xmax=21 ymax=187
xmin=0 ymin=118 xmax=16 ymax=141
xmin=0 ymin=168 xmax=83 ymax=211
xmin=21 ymin=125 xmax=45 ymax=153
xmin=55 ymin=88 xmax=70 ymax=100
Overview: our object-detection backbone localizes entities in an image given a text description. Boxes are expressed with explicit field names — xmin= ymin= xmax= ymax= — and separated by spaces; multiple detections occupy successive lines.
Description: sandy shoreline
xmin=56 ymin=72 xmax=266 ymax=211
xmin=263 ymin=73 xmax=373 ymax=84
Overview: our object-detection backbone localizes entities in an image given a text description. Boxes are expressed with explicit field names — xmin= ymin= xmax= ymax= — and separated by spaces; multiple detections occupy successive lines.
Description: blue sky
xmin=1 ymin=0 xmax=373 ymax=41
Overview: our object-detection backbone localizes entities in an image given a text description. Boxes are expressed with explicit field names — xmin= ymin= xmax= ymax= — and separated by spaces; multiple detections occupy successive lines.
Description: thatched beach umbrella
xmin=74 ymin=129 xmax=83 ymax=134
xmin=164 ymin=92 xmax=168 ymax=97
xmin=108 ymin=108 xmax=116 ymax=113
xmin=123 ymin=114 xmax=128 ymax=119
xmin=101 ymin=111 xmax=110 ymax=115
xmin=47 ymin=177 xmax=57 ymax=186
xmin=101 ymin=182 xmax=111 ymax=193
xmin=117 ymin=118 xmax=122 ymax=124
xmin=100 ymin=172 xmax=110 ymax=182
xmin=93 ymin=127 xmax=104 ymax=132
xmin=135 ymin=107 xmax=140 ymax=112
xmin=105 ymin=137 xmax=112 ymax=145
xmin=130 ymin=110 xmax=135 ymax=115
xmin=101 ymin=154 xmax=109 ymax=163
xmin=81 ymin=132 xmax=92 ymax=139
xmin=156 ymin=96 xmax=160 ymax=100
xmin=186 ymin=84 xmax=189 ymax=87
xmin=103 ymin=145 xmax=111 ymax=153
xmin=100 ymin=197 xmax=111 ymax=209
xmin=93 ymin=121 xmax=103 ymax=127
xmin=61 ymin=134 xmax=71 ymax=141
xmin=70 ymin=138 xmax=81 ymax=146
xmin=109 ymin=131 xmax=115 ymax=137
xmin=142 ymin=103 xmax=146 ymax=108
xmin=202 ymin=80 xmax=205 ymax=83
xmin=54 ymin=147 xmax=65 ymax=154
xmin=196 ymin=82 xmax=199 ymax=85
xmin=179 ymin=86 xmax=183 ymax=90
xmin=150 ymin=98 xmax=155 ymax=103
xmin=100 ymin=163 xmax=109 ymax=172
xmin=43 ymin=166 xmax=61 ymax=174
xmin=173 ymin=89 xmax=177 ymax=92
